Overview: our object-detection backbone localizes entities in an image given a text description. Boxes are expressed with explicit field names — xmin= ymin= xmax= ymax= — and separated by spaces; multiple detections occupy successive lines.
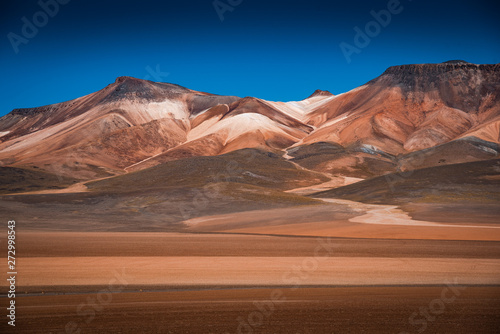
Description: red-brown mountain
xmin=0 ymin=62 xmax=498 ymax=180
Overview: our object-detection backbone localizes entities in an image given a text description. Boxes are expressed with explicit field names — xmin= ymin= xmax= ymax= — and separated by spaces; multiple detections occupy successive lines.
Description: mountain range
xmin=0 ymin=61 xmax=499 ymax=216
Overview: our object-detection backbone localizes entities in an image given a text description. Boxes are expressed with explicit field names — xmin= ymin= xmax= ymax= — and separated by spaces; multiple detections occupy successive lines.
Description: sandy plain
xmin=1 ymin=188 xmax=499 ymax=333
xmin=1 ymin=224 xmax=500 ymax=333
xmin=2 ymin=287 xmax=500 ymax=333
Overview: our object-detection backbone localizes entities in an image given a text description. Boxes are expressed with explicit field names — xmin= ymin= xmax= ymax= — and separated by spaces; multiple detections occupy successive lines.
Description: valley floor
xmin=1 ymin=223 xmax=500 ymax=333
xmin=4 ymin=287 xmax=500 ymax=333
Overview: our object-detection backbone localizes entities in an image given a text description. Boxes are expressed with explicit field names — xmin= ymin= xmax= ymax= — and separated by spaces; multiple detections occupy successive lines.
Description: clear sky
xmin=1 ymin=0 xmax=499 ymax=116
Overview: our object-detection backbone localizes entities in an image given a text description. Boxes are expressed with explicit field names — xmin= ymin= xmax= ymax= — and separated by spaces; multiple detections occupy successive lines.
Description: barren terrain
xmin=1 ymin=215 xmax=499 ymax=333
xmin=1 ymin=62 xmax=499 ymax=333
xmin=3 ymin=287 xmax=500 ymax=334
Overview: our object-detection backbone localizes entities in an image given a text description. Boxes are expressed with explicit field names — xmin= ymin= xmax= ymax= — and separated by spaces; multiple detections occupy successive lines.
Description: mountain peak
xmin=114 ymin=76 xmax=144 ymax=84
xmin=372 ymin=62 xmax=500 ymax=113
xmin=442 ymin=60 xmax=471 ymax=64
xmin=380 ymin=62 xmax=500 ymax=78
xmin=104 ymin=76 xmax=194 ymax=103
xmin=307 ymin=90 xmax=334 ymax=99
xmin=382 ymin=62 xmax=480 ymax=76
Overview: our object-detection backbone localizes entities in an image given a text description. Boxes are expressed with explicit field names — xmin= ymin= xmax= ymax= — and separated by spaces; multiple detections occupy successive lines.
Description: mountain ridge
xmin=0 ymin=61 xmax=499 ymax=181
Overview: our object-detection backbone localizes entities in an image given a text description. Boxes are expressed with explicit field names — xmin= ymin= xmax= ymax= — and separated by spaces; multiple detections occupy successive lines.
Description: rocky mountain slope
xmin=0 ymin=62 xmax=498 ymax=182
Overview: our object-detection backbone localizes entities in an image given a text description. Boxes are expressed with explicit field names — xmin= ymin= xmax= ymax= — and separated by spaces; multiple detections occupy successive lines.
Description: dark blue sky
xmin=1 ymin=0 xmax=499 ymax=116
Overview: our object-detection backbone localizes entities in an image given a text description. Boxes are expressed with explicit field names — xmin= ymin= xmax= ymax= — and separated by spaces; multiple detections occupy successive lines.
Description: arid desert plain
xmin=1 ymin=61 xmax=500 ymax=333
